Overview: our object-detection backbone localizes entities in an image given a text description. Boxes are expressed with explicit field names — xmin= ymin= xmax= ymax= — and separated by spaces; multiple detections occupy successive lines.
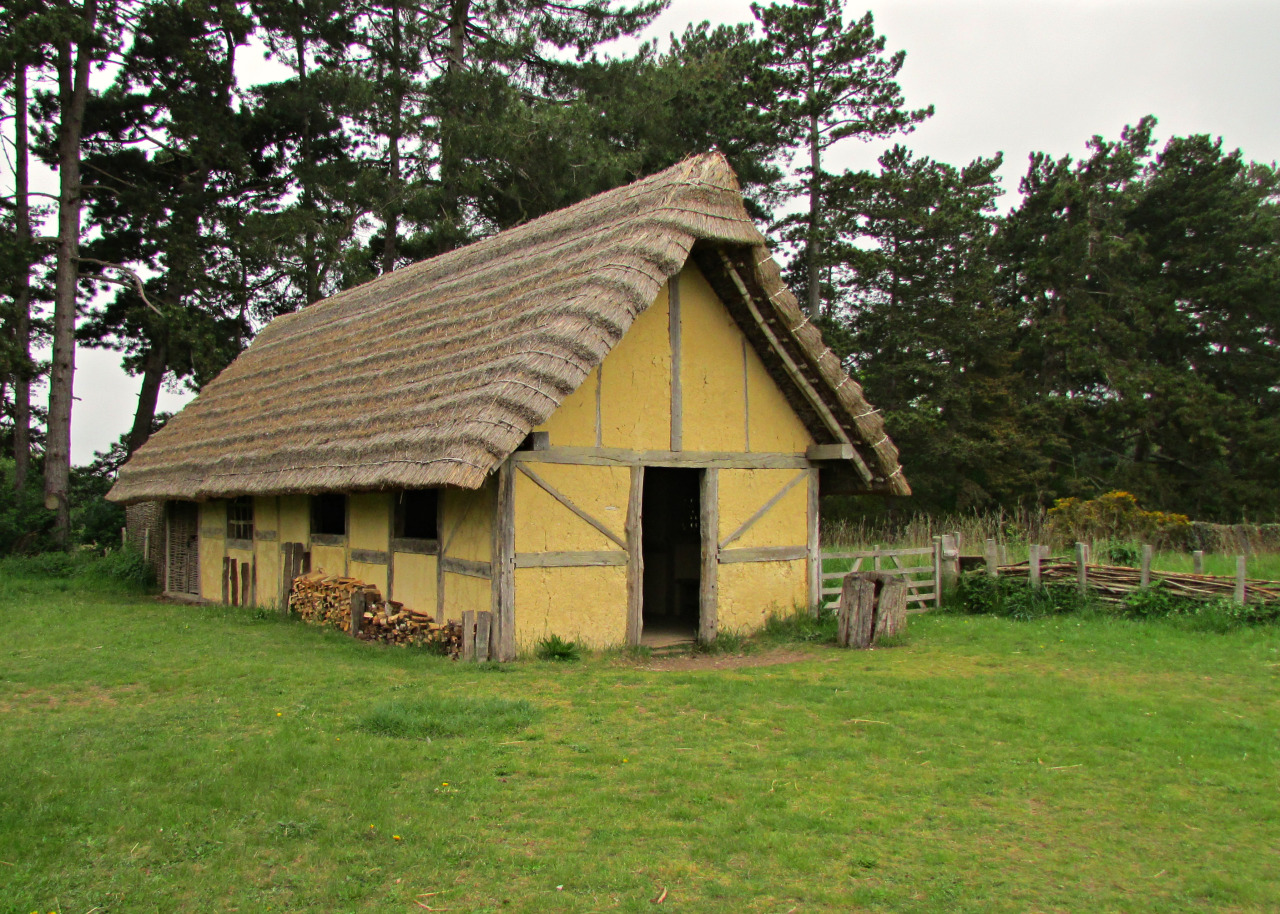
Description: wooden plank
xmin=821 ymin=547 xmax=934 ymax=559
xmin=350 ymin=549 xmax=389 ymax=565
xmin=1140 ymin=544 xmax=1153 ymax=589
xmin=1193 ymin=550 xmax=1204 ymax=574
xmin=226 ymin=537 xmax=253 ymax=552
xmin=515 ymin=550 xmax=628 ymax=568
xmin=202 ymin=526 xmax=225 ymax=539
xmin=719 ymin=545 xmax=808 ymax=564
xmin=461 ymin=610 xmax=476 ymax=661
xmin=279 ymin=542 xmax=293 ymax=613
xmin=513 ymin=448 xmax=809 ymax=469
xmin=520 ymin=431 xmax=550 ymax=451
xmin=390 ymin=535 xmax=439 ymax=560
xmin=441 ymin=556 xmax=492 ymax=579
xmin=940 ymin=533 xmax=960 ymax=592
xmin=718 ymin=469 xmax=807 ymax=549
xmin=933 ymin=537 xmax=942 ymax=608
xmin=516 ymin=463 xmax=624 ymax=549
xmin=254 ymin=529 xmax=278 ymax=541
xmin=222 ymin=557 xmax=230 ymax=604
xmin=806 ymin=467 xmax=820 ymax=613
xmin=310 ymin=533 xmax=346 ymax=547
xmin=1236 ymin=556 xmax=1247 ymax=604
xmin=699 ymin=468 xmax=718 ymax=643
xmin=493 ymin=461 xmax=516 ymax=662
xmin=475 ymin=611 xmax=492 ymax=663
xmin=626 ymin=465 xmax=644 ymax=646
xmin=230 ymin=558 xmax=239 ymax=606
xmin=742 ymin=338 xmax=751 ymax=451
xmin=669 ymin=275 xmax=682 ymax=451
xmin=241 ymin=561 xmax=251 ymax=608
xmin=718 ymin=253 xmax=874 ymax=486
xmin=806 ymin=443 xmax=853 ymax=461
xmin=985 ymin=538 xmax=999 ymax=577
xmin=1029 ymin=544 xmax=1041 ymax=589
xmin=1076 ymin=542 xmax=1089 ymax=594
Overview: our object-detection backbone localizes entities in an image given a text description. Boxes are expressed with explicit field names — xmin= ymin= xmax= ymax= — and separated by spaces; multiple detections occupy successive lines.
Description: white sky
xmin=18 ymin=0 xmax=1280 ymax=464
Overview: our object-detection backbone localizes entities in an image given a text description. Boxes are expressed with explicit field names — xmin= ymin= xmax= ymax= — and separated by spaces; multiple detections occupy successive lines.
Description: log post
xmin=1192 ymin=550 xmax=1204 ymax=575
xmin=1075 ymin=542 xmax=1088 ymax=594
xmin=839 ymin=574 xmax=877 ymax=649
xmin=984 ymin=537 xmax=999 ymax=577
xmin=350 ymin=589 xmax=365 ymax=638
xmin=940 ymin=533 xmax=959 ymax=593
xmin=476 ymin=611 xmax=492 ymax=662
xmin=1140 ymin=544 xmax=1153 ymax=589
xmin=1029 ymin=545 xmax=1041 ymax=589
xmin=1235 ymin=556 xmax=1247 ymax=605
xmin=461 ymin=610 xmax=476 ymax=661
xmin=873 ymin=544 xmax=882 ymax=572
xmin=872 ymin=581 xmax=907 ymax=641
xmin=932 ymin=536 xmax=943 ymax=607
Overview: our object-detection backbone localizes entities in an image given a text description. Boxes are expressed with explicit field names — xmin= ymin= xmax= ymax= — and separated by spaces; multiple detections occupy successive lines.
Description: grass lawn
xmin=2 ymin=572 xmax=1279 ymax=912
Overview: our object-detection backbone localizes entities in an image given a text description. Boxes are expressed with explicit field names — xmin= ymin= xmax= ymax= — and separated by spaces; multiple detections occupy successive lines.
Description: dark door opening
xmin=641 ymin=467 xmax=702 ymax=644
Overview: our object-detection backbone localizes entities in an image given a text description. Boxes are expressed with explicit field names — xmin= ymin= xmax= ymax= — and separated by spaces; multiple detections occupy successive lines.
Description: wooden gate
xmin=820 ymin=544 xmax=940 ymax=612
xmin=166 ymin=501 xmax=200 ymax=596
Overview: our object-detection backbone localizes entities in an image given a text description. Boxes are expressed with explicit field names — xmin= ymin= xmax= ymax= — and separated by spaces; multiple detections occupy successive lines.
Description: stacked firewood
xmin=288 ymin=572 xmax=462 ymax=655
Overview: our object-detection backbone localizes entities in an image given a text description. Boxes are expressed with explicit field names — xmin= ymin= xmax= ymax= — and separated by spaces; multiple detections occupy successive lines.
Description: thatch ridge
xmin=110 ymin=152 xmax=906 ymax=503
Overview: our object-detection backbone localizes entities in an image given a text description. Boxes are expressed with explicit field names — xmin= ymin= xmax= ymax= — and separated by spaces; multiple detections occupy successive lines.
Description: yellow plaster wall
xmin=513 ymin=464 xmax=628 ymax=553
xmin=392 ymin=552 xmax=437 ymax=614
xmin=718 ymin=560 xmax=807 ymax=633
xmin=443 ymin=572 xmax=490 ymax=620
xmin=350 ymin=561 xmax=388 ymax=596
xmin=718 ymin=469 xmax=809 ymax=550
xmin=600 ymin=284 xmax=671 ymax=449
xmin=278 ymin=496 xmax=309 ymax=544
xmin=744 ymin=342 xmax=813 ymax=454
xmin=442 ymin=484 xmax=492 ymax=562
xmin=536 ymin=366 xmax=598 ymax=447
xmin=348 ymin=492 xmax=390 ymax=551
xmin=311 ymin=544 xmax=347 ymax=576
xmin=680 ymin=266 xmax=748 ymax=451
xmin=253 ymin=497 xmax=280 ymax=608
xmin=514 ymin=566 xmax=627 ymax=649
xmin=198 ymin=500 xmax=226 ymax=602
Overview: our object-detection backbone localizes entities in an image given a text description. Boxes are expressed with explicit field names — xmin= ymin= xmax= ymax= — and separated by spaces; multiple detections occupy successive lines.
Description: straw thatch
xmin=109 ymin=153 xmax=908 ymax=504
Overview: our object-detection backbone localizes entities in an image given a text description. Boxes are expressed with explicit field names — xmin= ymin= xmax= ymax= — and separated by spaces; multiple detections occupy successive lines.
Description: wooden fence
xmin=985 ymin=540 xmax=1279 ymax=605
xmin=820 ymin=537 xmax=953 ymax=612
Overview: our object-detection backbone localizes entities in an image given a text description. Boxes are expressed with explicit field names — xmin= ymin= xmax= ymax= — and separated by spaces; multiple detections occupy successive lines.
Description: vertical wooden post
xmin=1029 ymin=545 xmax=1041 ymax=589
xmin=626 ymin=465 xmax=645 ymax=645
xmin=873 ymin=544 xmax=882 ymax=572
xmin=984 ymin=537 xmax=999 ymax=577
xmin=1235 ymin=556 xmax=1247 ymax=604
xmin=435 ymin=492 xmax=446 ymax=621
xmin=476 ymin=611 xmax=492 ymax=662
xmin=242 ymin=561 xmax=252 ymax=607
xmin=940 ymin=533 xmax=959 ymax=593
xmin=164 ymin=504 xmax=173 ymax=594
xmin=1075 ymin=542 xmax=1088 ymax=594
xmin=461 ymin=610 xmax=476 ymax=661
xmin=1192 ymin=550 xmax=1204 ymax=575
xmin=699 ymin=468 xmax=719 ymax=643
xmin=1140 ymin=544 xmax=1153 ymax=589
xmin=222 ymin=557 xmax=231 ymax=604
xmin=280 ymin=542 xmax=293 ymax=613
xmin=668 ymin=277 xmax=682 ymax=451
xmin=350 ymin=589 xmax=365 ymax=638
xmin=491 ymin=462 xmax=516 ymax=661
xmin=143 ymin=526 xmax=149 ymax=560
xmin=999 ymin=543 xmax=1009 ymax=567
xmin=806 ymin=467 xmax=820 ymax=614
xmin=931 ymin=536 xmax=943 ymax=607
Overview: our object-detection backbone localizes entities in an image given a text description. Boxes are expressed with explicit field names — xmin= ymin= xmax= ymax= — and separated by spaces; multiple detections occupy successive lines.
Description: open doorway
xmin=641 ymin=467 xmax=702 ymax=646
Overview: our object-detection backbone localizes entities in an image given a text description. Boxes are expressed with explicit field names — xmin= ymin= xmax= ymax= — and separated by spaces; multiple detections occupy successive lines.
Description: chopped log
xmin=838 ymin=571 xmax=906 ymax=649
xmin=873 ymin=581 xmax=908 ymax=640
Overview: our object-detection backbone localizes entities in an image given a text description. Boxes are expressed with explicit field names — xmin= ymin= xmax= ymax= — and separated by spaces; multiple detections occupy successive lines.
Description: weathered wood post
xmin=1235 ymin=556 xmax=1247 ymax=605
xmin=873 ymin=580 xmax=908 ymax=641
xmin=1140 ymin=545 xmax=1153 ymax=589
xmin=475 ymin=611 xmax=492 ymax=662
xmin=350 ymin=589 xmax=365 ymax=638
xmin=1029 ymin=545 xmax=1042 ymax=589
xmin=984 ymin=537 xmax=999 ymax=578
xmin=461 ymin=610 xmax=476 ymax=661
xmin=873 ymin=544 xmax=882 ymax=572
xmin=932 ymin=536 xmax=943 ymax=607
xmin=837 ymin=572 xmax=907 ymax=649
xmin=940 ymin=533 xmax=960 ymax=593
xmin=1192 ymin=550 xmax=1204 ymax=575
xmin=1075 ymin=542 xmax=1089 ymax=594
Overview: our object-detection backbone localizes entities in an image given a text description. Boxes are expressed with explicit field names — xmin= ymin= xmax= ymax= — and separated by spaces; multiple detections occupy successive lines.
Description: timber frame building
xmin=110 ymin=153 xmax=908 ymax=659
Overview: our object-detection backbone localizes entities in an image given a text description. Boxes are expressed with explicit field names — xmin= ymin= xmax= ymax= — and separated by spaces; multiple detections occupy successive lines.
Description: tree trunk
xmin=381 ymin=0 xmax=403 ymax=274
xmin=11 ymin=62 xmax=32 ymax=492
xmin=294 ymin=31 xmax=321 ymax=304
xmin=438 ymin=0 xmax=471 ymax=245
xmin=46 ymin=10 xmax=96 ymax=547
xmin=127 ymin=339 xmax=168 ymax=455
xmin=806 ymin=113 xmax=821 ymax=319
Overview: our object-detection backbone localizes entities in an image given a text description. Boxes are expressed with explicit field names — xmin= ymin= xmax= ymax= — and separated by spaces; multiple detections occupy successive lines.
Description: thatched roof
xmin=109 ymin=153 xmax=908 ymax=504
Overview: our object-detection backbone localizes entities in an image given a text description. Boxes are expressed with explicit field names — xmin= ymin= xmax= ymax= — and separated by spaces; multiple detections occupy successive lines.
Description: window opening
xmin=227 ymin=496 xmax=254 ymax=540
xmin=395 ymin=489 xmax=439 ymax=540
xmin=311 ymin=493 xmax=347 ymax=536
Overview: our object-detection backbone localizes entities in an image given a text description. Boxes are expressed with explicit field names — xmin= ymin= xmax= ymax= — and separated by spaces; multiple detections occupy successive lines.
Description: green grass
xmin=3 ymin=574 xmax=1280 ymax=912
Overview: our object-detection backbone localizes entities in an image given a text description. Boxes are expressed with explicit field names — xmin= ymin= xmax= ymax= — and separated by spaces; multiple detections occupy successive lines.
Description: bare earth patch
xmin=633 ymin=647 xmax=832 ymax=672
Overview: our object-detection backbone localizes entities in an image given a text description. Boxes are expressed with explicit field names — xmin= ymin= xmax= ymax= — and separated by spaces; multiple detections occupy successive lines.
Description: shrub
xmin=1047 ymin=491 xmax=1190 ymax=548
xmin=535 ymin=633 xmax=582 ymax=662
xmin=1104 ymin=540 xmax=1141 ymax=567
xmin=949 ymin=574 xmax=1095 ymax=620
xmin=760 ymin=607 xmax=838 ymax=644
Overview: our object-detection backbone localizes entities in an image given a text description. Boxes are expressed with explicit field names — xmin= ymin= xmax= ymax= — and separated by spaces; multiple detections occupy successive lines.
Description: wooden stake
xmin=475 ymin=611 xmax=492 ymax=662
xmin=984 ymin=538 xmax=998 ymax=578
xmin=1075 ymin=542 xmax=1088 ymax=594
xmin=1029 ymin=545 xmax=1041 ymax=589
xmin=1140 ymin=544 xmax=1153 ymax=589
xmin=350 ymin=589 xmax=365 ymax=638
xmin=1193 ymin=550 xmax=1204 ymax=575
xmin=932 ymin=536 xmax=943 ymax=607
xmin=461 ymin=610 xmax=475 ymax=661
xmin=940 ymin=534 xmax=959 ymax=592
xmin=1235 ymin=556 xmax=1247 ymax=604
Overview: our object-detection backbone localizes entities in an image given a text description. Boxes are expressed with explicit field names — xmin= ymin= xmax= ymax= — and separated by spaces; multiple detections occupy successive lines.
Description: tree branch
xmin=73 ymin=258 xmax=165 ymax=316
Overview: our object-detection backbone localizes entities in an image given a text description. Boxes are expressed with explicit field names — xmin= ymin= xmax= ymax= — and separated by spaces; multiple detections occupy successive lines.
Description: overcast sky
xmin=39 ymin=0 xmax=1280 ymax=464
